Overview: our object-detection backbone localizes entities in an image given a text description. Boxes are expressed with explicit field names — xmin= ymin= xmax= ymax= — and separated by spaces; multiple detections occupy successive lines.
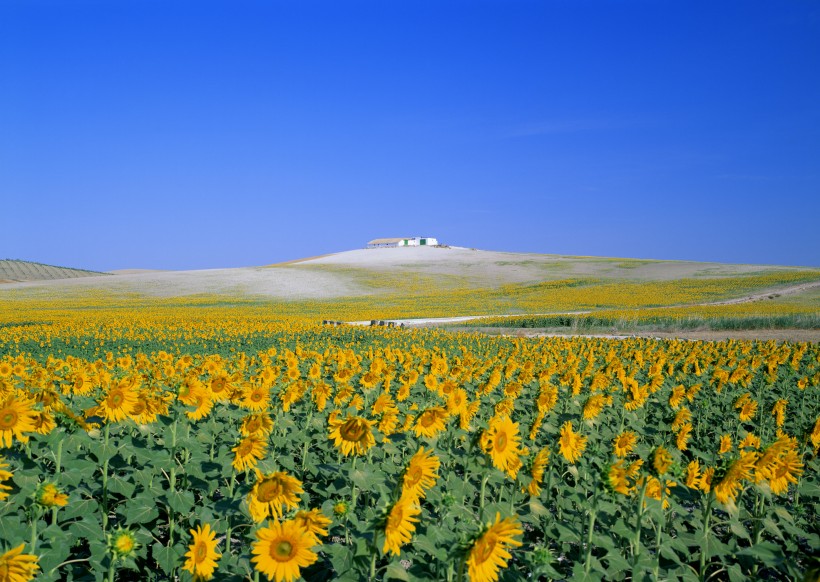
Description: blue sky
xmin=2 ymin=0 xmax=819 ymax=270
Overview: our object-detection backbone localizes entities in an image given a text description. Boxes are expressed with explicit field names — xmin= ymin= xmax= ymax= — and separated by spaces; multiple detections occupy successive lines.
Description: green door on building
xmin=420 ymin=239 xmax=427 ymax=245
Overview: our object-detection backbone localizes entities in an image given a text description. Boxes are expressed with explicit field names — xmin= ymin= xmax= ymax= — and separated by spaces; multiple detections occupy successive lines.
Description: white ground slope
xmin=0 ymin=246 xmax=812 ymax=299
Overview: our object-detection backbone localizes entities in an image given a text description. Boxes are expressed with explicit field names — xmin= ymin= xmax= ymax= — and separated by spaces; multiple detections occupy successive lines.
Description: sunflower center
xmin=473 ymin=535 xmax=497 ymax=564
xmin=237 ymin=441 xmax=254 ymax=456
xmin=257 ymin=479 xmax=284 ymax=503
xmin=108 ymin=390 xmax=124 ymax=408
xmin=387 ymin=507 xmax=404 ymax=529
xmin=195 ymin=541 xmax=208 ymax=562
xmin=341 ymin=419 xmax=367 ymax=442
xmin=494 ymin=432 xmax=508 ymax=452
xmin=271 ymin=540 xmax=295 ymax=561
xmin=420 ymin=414 xmax=435 ymax=427
xmin=0 ymin=410 xmax=17 ymax=429
xmin=405 ymin=467 xmax=422 ymax=487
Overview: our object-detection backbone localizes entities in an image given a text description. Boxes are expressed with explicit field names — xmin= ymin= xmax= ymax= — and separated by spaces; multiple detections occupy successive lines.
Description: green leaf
xmin=738 ymin=541 xmax=784 ymax=567
xmin=124 ymin=496 xmax=160 ymax=525
xmin=60 ymin=498 xmax=97 ymax=520
xmin=108 ymin=473 xmax=136 ymax=497
xmin=603 ymin=550 xmax=631 ymax=574
xmin=413 ymin=535 xmax=447 ymax=561
xmin=167 ymin=490 xmax=195 ymax=514
xmin=729 ymin=519 xmax=751 ymax=541
xmin=68 ymin=516 xmax=105 ymax=543
xmin=152 ymin=542 xmax=185 ymax=575
xmin=0 ymin=515 xmax=28 ymax=543
xmin=90 ymin=441 xmax=118 ymax=465
xmin=385 ymin=561 xmax=412 ymax=581
xmin=762 ymin=517 xmax=784 ymax=541
xmin=38 ymin=526 xmax=72 ymax=574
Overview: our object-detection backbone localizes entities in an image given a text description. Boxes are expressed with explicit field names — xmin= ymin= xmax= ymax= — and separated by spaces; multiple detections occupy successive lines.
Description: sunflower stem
xmin=456 ymin=552 xmax=466 ymax=582
xmin=369 ymin=549 xmax=377 ymax=581
xmin=30 ymin=507 xmax=39 ymax=552
xmin=168 ymin=415 xmax=178 ymax=547
xmin=583 ymin=486 xmax=599 ymax=574
xmin=698 ymin=493 xmax=713 ymax=582
xmin=55 ymin=437 xmax=63 ymax=475
xmin=102 ymin=423 xmax=111 ymax=532
xmin=479 ymin=474 xmax=489 ymax=520
xmin=107 ymin=559 xmax=116 ymax=582
xmin=631 ymin=478 xmax=648 ymax=566
xmin=653 ymin=486 xmax=665 ymax=580
xmin=350 ymin=456 xmax=359 ymax=512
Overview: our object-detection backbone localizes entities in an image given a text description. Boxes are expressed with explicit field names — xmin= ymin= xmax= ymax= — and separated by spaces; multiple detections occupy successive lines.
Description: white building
xmin=366 ymin=237 xmax=439 ymax=248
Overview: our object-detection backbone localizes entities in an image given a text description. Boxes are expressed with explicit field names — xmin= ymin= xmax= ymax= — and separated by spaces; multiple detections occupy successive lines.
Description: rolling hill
xmin=0 ymin=259 xmax=108 ymax=283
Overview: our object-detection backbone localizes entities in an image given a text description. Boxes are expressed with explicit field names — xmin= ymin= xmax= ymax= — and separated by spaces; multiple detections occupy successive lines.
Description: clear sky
xmin=2 ymin=0 xmax=819 ymax=271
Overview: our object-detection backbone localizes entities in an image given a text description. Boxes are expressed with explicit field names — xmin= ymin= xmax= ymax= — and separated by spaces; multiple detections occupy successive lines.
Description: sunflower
xmin=251 ymin=519 xmax=318 ymax=582
xmin=652 ymin=447 xmax=673 ymax=476
xmin=714 ymin=451 xmax=758 ymax=504
xmin=612 ymin=431 xmax=637 ymax=458
xmin=675 ymin=423 xmax=692 ymax=451
xmin=248 ymin=471 xmax=304 ymax=523
xmin=460 ymin=399 xmax=481 ymax=431
xmin=332 ymin=500 xmax=350 ymax=518
xmin=718 ymin=434 xmax=732 ymax=455
xmin=183 ymin=523 xmax=221 ymax=581
xmin=383 ymin=495 xmax=421 ymax=556
xmin=240 ymin=413 xmax=274 ymax=438
xmin=486 ymin=416 xmax=522 ymax=476
xmin=685 ymin=460 xmax=702 ymax=489
xmin=232 ymin=436 xmax=268 ymax=472
xmin=413 ymin=407 xmax=448 ymax=438
xmin=445 ymin=388 xmax=468 ymax=416
xmin=36 ymin=483 xmax=68 ymax=508
xmin=293 ymin=509 xmax=332 ymax=545
xmin=185 ymin=390 xmax=214 ymax=422
xmin=0 ymin=393 xmax=37 ymax=448
xmin=771 ymin=399 xmax=787 ymax=428
xmin=328 ymin=415 xmax=375 ymax=457
xmin=97 ymin=379 xmax=138 ymax=423
xmin=582 ymin=394 xmax=608 ymax=421
xmin=558 ymin=421 xmax=587 ymax=464
xmin=401 ymin=447 xmax=440 ymax=501
xmin=241 ymin=384 xmax=271 ymax=412
xmin=527 ymin=447 xmax=550 ymax=496
xmin=109 ymin=527 xmax=139 ymax=558
xmin=607 ymin=460 xmax=633 ymax=495
xmin=0 ymin=457 xmax=13 ymax=501
xmin=208 ymin=373 xmax=233 ymax=402
xmin=0 ymin=544 xmax=39 ymax=582
xmin=31 ymin=410 xmax=55 ymax=436
xmin=767 ymin=450 xmax=803 ymax=495
xmin=466 ymin=513 xmax=523 ymax=582
xmin=739 ymin=432 xmax=761 ymax=450
xmin=738 ymin=399 xmax=757 ymax=422
xmin=671 ymin=407 xmax=691 ymax=431
xmin=643 ymin=476 xmax=675 ymax=509
xmin=811 ymin=417 xmax=820 ymax=452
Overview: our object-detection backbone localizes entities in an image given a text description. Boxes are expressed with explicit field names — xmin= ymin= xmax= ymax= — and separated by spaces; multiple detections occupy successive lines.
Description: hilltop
xmin=0 ymin=259 xmax=108 ymax=283
xmin=0 ymin=246 xmax=813 ymax=297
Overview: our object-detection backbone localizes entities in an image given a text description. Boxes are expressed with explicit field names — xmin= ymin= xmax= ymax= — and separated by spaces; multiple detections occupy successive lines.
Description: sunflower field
xmin=0 ymin=319 xmax=818 ymax=581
